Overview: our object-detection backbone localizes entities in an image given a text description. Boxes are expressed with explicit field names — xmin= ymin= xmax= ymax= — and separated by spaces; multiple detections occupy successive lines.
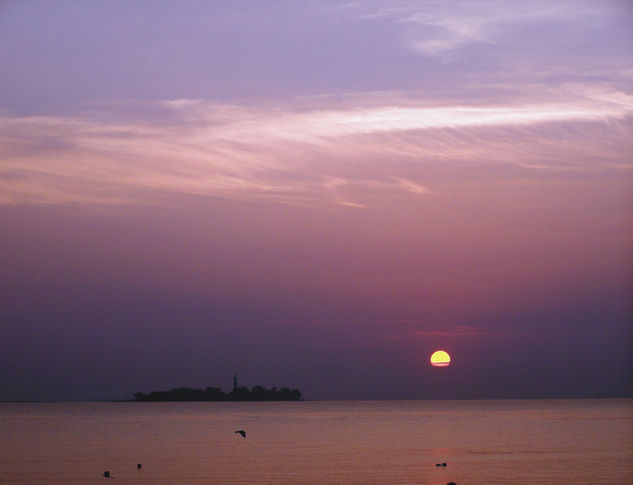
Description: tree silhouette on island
xmin=133 ymin=376 xmax=303 ymax=402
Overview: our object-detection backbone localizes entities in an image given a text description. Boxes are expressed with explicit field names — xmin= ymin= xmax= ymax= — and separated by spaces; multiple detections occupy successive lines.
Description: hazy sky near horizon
xmin=1 ymin=1 xmax=632 ymax=401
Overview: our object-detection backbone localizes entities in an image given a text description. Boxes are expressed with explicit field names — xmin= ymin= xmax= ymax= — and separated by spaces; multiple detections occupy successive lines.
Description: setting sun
xmin=430 ymin=350 xmax=451 ymax=367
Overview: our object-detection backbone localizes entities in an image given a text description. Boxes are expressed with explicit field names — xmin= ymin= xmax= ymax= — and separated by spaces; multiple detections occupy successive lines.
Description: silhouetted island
xmin=133 ymin=377 xmax=303 ymax=402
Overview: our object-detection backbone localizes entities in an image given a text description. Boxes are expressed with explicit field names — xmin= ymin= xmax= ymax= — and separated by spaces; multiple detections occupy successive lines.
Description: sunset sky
xmin=1 ymin=1 xmax=631 ymax=401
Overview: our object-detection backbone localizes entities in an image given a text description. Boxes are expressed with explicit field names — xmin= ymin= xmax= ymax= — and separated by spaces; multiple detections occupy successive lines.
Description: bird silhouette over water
xmin=235 ymin=430 xmax=246 ymax=438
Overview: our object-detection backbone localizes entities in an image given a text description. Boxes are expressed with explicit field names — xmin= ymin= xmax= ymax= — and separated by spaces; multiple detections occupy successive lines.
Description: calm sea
xmin=0 ymin=399 xmax=631 ymax=484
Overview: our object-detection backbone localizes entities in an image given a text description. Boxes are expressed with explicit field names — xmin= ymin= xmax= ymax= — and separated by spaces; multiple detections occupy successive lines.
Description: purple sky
xmin=1 ymin=1 xmax=632 ymax=401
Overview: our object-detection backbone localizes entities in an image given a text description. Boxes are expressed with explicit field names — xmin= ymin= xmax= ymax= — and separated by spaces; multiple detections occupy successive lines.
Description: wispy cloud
xmin=377 ymin=323 xmax=532 ymax=339
xmin=356 ymin=1 xmax=623 ymax=56
xmin=404 ymin=327 xmax=532 ymax=338
xmin=1 ymin=85 xmax=631 ymax=207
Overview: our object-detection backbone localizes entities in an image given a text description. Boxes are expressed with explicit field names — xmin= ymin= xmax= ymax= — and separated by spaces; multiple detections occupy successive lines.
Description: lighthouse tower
xmin=233 ymin=373 xmax=238 ymax=393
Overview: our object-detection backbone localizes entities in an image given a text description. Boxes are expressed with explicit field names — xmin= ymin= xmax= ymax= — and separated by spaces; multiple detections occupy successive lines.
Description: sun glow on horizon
xmin=430 ymin=350 xmax=451 ymax=367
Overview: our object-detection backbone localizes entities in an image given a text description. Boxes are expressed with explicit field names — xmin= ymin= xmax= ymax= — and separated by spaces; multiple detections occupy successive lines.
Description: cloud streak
xmin=357 ymin=1 xmax=629 ymax=56
xmin=1 ymin=85 xmax=631 ymax=207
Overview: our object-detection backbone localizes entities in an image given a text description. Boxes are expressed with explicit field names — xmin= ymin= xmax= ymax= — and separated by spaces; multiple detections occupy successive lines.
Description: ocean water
xmin=0 ymin=399 xmax=631 ymax=484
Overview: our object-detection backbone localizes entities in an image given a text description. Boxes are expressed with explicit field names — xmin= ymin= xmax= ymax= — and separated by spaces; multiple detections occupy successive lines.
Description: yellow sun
xmin=430 ymin=350 xmax=451 ymax=367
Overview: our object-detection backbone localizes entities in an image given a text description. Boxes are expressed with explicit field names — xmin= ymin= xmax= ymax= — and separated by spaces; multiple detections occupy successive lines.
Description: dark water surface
xmin=1 ymin=399 xmax=631 ymax=484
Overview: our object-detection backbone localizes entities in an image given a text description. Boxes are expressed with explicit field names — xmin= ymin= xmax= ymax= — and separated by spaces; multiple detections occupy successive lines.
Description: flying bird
xmin=235 ymin=430 xmax=246 ymax=438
